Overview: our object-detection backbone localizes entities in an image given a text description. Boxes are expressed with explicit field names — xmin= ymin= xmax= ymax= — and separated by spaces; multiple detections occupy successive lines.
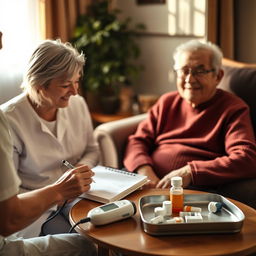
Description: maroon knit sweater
xmin=124 ymin=89 xmax=256 ymax=186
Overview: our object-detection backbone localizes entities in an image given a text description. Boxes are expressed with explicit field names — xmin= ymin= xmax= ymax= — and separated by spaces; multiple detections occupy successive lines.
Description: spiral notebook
xmin=80 ymin=165 xmax=148 ymax=203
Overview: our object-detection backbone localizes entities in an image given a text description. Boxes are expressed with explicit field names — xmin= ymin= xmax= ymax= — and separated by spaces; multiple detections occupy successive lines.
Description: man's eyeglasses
xmin=174 ymin=68 xmax=215 ymax=78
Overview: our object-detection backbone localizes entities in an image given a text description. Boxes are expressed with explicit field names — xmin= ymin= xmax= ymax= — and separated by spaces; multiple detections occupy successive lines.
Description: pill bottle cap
xmin=171 ymin=176 xmax=182 ymax=187
xmin=208 ymin=201 xmax=223 ymax=213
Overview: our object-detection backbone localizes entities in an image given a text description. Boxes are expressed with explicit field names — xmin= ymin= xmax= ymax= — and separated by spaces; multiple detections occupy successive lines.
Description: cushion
xmin=218 ymin=65 xmax=256 ymax=135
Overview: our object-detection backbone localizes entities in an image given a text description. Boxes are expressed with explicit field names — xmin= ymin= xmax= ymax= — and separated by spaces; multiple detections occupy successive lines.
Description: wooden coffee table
xmin=69 ymin=189 xmax=256 ymax=256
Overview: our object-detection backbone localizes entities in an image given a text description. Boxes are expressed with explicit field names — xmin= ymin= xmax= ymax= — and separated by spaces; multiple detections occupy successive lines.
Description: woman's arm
xmin=0 ymin=165 xmax=94 ymax=237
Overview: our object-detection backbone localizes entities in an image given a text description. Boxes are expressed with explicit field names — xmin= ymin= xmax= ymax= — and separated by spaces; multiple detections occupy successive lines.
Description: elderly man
xmin=124 ymin=40 xmax=256 ymax=201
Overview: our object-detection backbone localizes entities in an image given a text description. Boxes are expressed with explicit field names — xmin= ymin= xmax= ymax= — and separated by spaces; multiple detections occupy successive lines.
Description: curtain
xmin=207 ymin=0 xmax=234 ymax=59
xmin=40 ymin=0 xmax=92 ymax=42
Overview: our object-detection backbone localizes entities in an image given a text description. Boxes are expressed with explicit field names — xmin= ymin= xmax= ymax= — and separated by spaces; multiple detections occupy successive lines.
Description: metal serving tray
xmin=139 ymin=193 xmax=244 ymax=235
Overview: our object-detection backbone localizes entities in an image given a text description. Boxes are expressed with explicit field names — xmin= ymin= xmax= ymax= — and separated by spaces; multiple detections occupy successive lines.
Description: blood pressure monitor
xmin=87 ymin=200 xmax=137 ymax=225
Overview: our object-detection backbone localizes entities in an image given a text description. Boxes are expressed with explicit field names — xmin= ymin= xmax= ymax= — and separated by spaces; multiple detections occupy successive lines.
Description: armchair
xmin=94 ymin=58 xmax=256 ymax=208
xmin=94 ymin=58 xmax=256 ymax=169
xmin=94 ymin=113 xmax=147 ymax=169
xmin=219 ymin=58 xmax=256 ymax=135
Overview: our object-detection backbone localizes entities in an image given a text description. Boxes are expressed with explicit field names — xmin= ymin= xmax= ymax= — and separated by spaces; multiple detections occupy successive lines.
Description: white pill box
xmin=179 ymin=211 xmax=201 ymax=217
xmin=154 ymin=206 xmax=165 ymax=217
xmin=185 ymin=213 xmax=203 ymax=223
xmin=166 ymin=217 xmax=184 ymax=224
xmin=150 ymin=215 xmax=164 ymax=224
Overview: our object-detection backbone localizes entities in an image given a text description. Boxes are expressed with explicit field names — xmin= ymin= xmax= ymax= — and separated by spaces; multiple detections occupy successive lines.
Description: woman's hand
xmin=53 ymin=165 xmax=94 ymax=202
xmin=156 ymin=165 xmax=192 ymax=189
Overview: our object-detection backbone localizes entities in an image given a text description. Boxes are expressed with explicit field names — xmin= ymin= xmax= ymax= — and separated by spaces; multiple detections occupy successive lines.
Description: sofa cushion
xmin=218 ymin=65 xmax=256 ymax=135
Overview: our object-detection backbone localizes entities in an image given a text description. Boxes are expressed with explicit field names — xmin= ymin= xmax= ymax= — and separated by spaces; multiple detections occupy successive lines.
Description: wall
xmin=114 ymin=0 xmax=205 ymax=96
xmin=115 ymin=0 xmax=256 ymax=96
xmin=0 ymin=72 xmax=22 ymax=104
xmin=1 ymin=1 xmax=255 ymax=104
xmin=133 ymin=35 xmax=197 ymax=95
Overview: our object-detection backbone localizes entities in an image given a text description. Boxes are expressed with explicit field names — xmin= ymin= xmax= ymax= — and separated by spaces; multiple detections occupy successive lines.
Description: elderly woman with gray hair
xmin=1 ymin=39 xmax=99 ymax=238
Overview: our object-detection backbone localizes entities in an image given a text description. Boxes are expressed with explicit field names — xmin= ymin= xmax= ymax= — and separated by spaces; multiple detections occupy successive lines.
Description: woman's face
xmin=39 ymin=71 xmax=81 ymax=109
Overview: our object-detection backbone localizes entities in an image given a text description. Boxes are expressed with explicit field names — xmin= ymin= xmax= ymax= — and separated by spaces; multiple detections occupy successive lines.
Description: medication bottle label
xmin=170 ymin=194 xmax=183 ymax=213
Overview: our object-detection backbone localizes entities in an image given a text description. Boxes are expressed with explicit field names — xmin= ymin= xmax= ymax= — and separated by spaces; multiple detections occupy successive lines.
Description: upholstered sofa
xmin=94 ymin=58 xmax=256 ymax=208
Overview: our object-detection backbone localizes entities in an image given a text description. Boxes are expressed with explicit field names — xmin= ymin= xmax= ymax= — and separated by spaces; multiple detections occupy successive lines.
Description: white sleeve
xmin=0 ymin=111 xmax=20 ymax=201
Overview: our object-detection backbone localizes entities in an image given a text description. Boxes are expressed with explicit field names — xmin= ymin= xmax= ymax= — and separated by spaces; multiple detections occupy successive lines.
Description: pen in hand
xmin=62 ymin=160 xmax=96 ymax=183
xmin=62 ymin=160 xmax=75 ymax=169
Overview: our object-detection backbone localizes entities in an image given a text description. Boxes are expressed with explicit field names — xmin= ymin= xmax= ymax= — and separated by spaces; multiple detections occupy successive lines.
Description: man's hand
xmin=136 ymin=165 xmax=160 ymax=188
xmin=156 ymin=165 xmax=192 ymax=188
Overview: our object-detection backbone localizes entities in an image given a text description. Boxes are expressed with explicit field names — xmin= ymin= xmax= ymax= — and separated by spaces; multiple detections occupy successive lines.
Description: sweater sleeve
xmin=190 ymin=104 xmax=256 ymax=186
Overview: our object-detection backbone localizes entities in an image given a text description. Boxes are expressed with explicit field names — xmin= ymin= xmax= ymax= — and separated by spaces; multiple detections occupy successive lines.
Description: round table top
xmin=69 ymin=189 xmax=256 ymax=256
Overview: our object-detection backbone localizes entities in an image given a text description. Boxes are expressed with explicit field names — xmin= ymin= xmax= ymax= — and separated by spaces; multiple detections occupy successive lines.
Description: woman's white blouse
xmin=1 ymin=93 xmax=99 ymax=192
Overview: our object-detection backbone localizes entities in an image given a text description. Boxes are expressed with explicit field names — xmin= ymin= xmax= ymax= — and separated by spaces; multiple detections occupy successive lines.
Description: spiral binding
xmin=105 ymin=167 xmax=137 ymax=176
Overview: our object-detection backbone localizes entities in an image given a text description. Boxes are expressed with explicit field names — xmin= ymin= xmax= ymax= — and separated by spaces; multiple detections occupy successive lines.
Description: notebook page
xmin=80 ymin=165 xmax=147 ymax=203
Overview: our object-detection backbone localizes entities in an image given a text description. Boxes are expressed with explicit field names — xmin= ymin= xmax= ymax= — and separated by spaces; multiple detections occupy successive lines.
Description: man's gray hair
xmin=173 ymin=40 xmax=223 ymax=72
xmin=21 ymin=39 xmax=85 ymax=106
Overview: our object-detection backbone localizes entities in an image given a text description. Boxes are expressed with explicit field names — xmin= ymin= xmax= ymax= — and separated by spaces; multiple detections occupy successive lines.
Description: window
xmin=168 ymin=0 xmax=206 ymax=36
xmin=115 ymin=0 xmax=206 ymax=36
xmin=0 ymin=0 xmax=41 ymax=104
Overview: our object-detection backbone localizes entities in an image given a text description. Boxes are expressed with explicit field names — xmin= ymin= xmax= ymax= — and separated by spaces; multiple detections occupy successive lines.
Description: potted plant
xmin=72 ymin=0 xmax=145 ymax=114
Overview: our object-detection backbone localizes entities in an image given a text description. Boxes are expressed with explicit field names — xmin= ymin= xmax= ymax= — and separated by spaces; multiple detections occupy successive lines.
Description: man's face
xmin=175 ymin=49 xmax=223 ymax=108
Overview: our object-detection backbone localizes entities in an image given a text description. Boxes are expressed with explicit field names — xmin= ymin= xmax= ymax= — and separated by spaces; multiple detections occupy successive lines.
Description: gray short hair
xmin=173 ymin=40 xmax=223 ymax=72
xmin=21 ymin=39 xmax=85 ymax=106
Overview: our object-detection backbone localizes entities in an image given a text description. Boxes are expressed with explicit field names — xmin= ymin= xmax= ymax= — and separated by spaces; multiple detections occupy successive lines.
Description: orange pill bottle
xmin=170 ymin=176 xmax=183 ymax=213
